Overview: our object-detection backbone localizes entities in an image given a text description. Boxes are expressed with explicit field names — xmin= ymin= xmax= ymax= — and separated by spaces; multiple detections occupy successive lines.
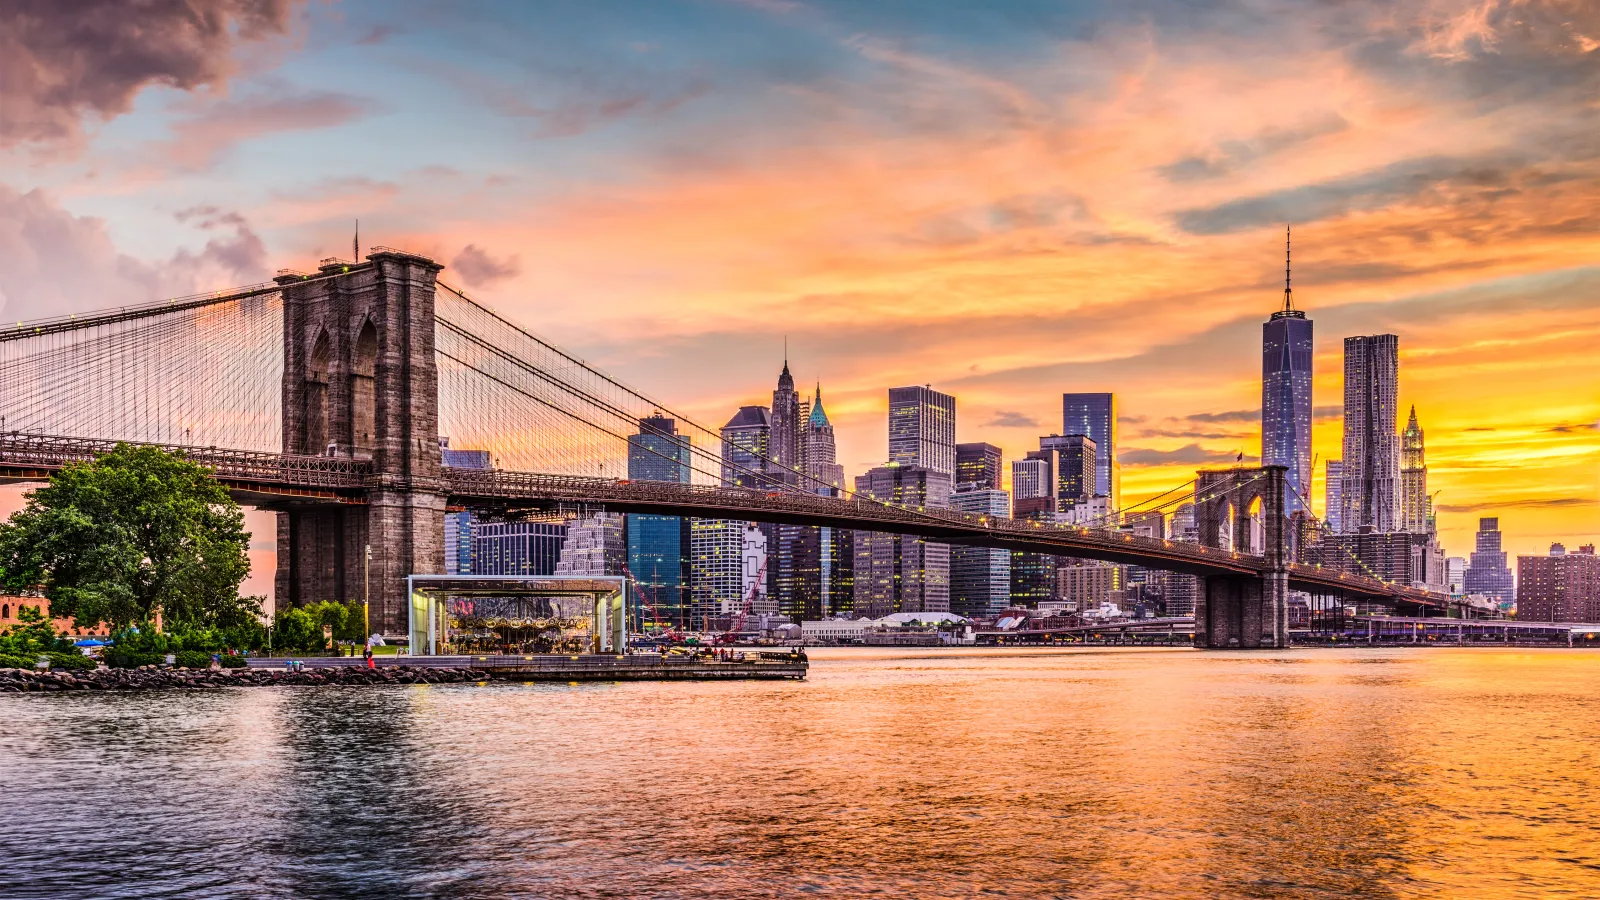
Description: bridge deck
xmin=0 ymin=433 xmax=1455 ymax=610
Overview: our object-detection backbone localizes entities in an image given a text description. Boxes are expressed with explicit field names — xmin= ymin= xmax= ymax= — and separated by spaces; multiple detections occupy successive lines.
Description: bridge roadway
xmin=0 ymin=434 xmax=1454 ymax=611
xmin=446 ymin=469 xmax=1456 ymax=610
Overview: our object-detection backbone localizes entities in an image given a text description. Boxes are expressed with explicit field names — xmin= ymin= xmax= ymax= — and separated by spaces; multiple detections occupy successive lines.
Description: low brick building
xmin=0 ymin=596 xmax=109 ymax=637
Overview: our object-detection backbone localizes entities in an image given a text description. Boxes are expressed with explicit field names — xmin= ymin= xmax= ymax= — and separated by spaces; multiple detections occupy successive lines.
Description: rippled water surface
xmin=4 ymin=647 xmax=1600 ymax=899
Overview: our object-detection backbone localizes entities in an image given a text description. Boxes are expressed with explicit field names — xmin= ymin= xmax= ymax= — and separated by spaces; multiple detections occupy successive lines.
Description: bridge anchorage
xmin=0 ymin=250 xmax=1464 ymax=644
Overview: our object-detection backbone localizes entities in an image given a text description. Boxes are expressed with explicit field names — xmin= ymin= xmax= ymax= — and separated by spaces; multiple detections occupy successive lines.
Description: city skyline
xmin=0 ymin=0 xmax=1596 ymax=581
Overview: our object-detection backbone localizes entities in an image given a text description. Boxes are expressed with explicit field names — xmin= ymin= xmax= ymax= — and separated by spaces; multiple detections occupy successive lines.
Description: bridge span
xmin=0 ymin=249 xmax=1463 ymax=648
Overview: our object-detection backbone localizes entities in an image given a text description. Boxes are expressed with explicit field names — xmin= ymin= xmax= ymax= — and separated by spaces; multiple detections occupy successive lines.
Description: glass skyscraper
xmin=1464 ymin=517 xmax=1515 ymax=607
xmin=439 ymin=440 xmax=490 ymax=574
xmin=627 ymin=416 xmax=692 ymax=628
xmin=1261 ymin=235 xmax=1313 ymax=516
xmin=1062 ymin=393 xmax=1119 ymax=513
xmin=888 ymin=386 xmax=955 ymax=477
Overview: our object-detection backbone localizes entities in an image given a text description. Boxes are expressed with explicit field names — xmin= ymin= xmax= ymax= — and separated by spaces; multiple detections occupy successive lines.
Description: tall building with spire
xmin=779 ymin=383 xmax=852 ymax=620
xmin=1339 ymin=334 xmax=1400 ymax=532
xmin=1262 ymin=226 xmax=1314 ymax=515
xmin=1400 ymin=406 xmax=1431 ymax=534
xmin=770 ymin=355 xmax=801 ymax=487
xmin=801 ymin=384 xmax=845 ymax=490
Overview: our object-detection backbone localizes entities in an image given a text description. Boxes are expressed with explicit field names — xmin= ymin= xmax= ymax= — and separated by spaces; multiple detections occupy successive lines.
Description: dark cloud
xmin=1183 ymin=408 xmax=1256 ymax=424
xmin=984 ymin=410 xmax=1039 ymax=428
xmin=1357 ymin=0 xmax=1600 ymax=109
xmin=0 ymin=0 xmax=301 ymax=147
xmin=1172 ymin=154 xmax=1549 ymax=235
xmin=354 ymin=24 xmax=397 ymax=46
xmin=1435 ymin=497 xmax=1596 ymax=514
xmin=1121 ymin=444 xmax=1242 ymax=467
xmin=1158 ymin=115 xmax=1349 ymax=183
xmin=452 ymin=245 xmax=522 ymax=288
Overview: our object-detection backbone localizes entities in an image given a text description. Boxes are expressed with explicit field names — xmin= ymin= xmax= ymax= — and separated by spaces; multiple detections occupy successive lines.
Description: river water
xmin=4 ymin=647 xmax=1599 ymax=899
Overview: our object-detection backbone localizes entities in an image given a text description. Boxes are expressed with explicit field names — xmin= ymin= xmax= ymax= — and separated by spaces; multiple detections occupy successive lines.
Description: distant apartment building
xmin=1516 ymin=544 xmax=1599 ymax=623
xmin=1057 ymin=562 xmax=1115 ymax=612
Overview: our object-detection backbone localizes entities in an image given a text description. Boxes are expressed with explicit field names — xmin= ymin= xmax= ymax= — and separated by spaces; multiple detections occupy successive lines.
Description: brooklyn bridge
xmin=0 ymin=249 xmax=1464 ymax=649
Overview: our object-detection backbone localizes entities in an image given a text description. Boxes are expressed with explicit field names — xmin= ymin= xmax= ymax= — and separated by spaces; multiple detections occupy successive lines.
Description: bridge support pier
xmin=1191 ymin=465 xmax=1291 ymax=650
xmin=1195 ymin=573 xmax=1289 ymax=649
xmin=274 ymin=250 xmax=447 ymax=637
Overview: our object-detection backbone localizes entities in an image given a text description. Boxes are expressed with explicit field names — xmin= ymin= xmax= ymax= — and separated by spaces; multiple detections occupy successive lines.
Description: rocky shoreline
xmin=0 ymin=665 xmax=485 ymax=692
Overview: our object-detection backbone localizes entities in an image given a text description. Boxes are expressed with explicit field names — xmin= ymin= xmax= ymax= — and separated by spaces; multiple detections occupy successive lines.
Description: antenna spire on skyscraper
xmin=1283 ymin=224 xmax=1293 ymax=313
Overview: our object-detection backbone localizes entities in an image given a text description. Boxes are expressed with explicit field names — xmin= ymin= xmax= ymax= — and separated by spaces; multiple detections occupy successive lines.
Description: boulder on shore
xmin=0 ymin=665 xmax=484 ymax=693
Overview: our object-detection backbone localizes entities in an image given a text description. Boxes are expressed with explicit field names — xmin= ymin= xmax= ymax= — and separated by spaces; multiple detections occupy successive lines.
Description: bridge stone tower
xmin=1192 ymin=465 xmax=1290 ymax=649
xmin=274 ymin=250 xmax=446 ymax=636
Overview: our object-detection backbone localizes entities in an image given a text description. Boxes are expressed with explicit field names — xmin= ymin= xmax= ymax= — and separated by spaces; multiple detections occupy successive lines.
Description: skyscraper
xmin=627 ymin=416 xmax=693 ymax=627
xmin=1339 ymin=334 xmax=1400 ymax=532
xmin=1261 ymin=228 xmax=1314 ymax=515
xmin=1400 ymin=406 xmax=1431 ymax=534
xmin=438 ymin=440 xmax=490 ymax=574
xmin=955 ymin=442 xmax=1003 ymax=491
xmin=1062 ymin=393 xmax=1119 ymax=512
xmin=853 ymin=464 xmax=952 ymax=617
xmin=473 ymin=520 xmax=568 ymax=576
xmin=1324 ymin=460 xmax=1344 ymax=533
xmin=690 ymin=518 xmax=745 ymax=626
xmin=1464 ymin=517 xmax=1515 ymax=607
xmin=801 ymin=384 xmax=846 ymax=491
xmin=721 ymin=406 xmax=772 ymax=487
xmin=554 ymin=513 xmax=626 ymax=577
xmin=888 ymin=386 xmax=956 ymax=477
xmin=769 ymin=358 xmax=800 ymax=486
xmin=1039 ymin=434 xmax=1097 ymax=511
xmin=1011 ymin=455 xmax=1054 ymax=504
xmin=949 ymin=487 xmax=1010 ymax=618
xmin=780 ymin=383 xmax=850 ymax=621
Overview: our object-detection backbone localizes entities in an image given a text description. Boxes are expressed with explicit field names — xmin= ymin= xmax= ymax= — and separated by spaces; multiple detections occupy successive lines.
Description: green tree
xmin=0 ymin=444 xmax=255 ymax=630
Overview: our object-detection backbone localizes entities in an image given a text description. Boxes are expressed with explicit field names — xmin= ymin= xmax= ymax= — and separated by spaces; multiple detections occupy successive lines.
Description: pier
xmin=247 ymin=653 xmax=809 ymax=681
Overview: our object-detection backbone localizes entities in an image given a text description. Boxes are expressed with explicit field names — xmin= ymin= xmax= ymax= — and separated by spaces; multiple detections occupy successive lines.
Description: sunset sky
xmin=2 ymin=0 xmax=1597 ymax=593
